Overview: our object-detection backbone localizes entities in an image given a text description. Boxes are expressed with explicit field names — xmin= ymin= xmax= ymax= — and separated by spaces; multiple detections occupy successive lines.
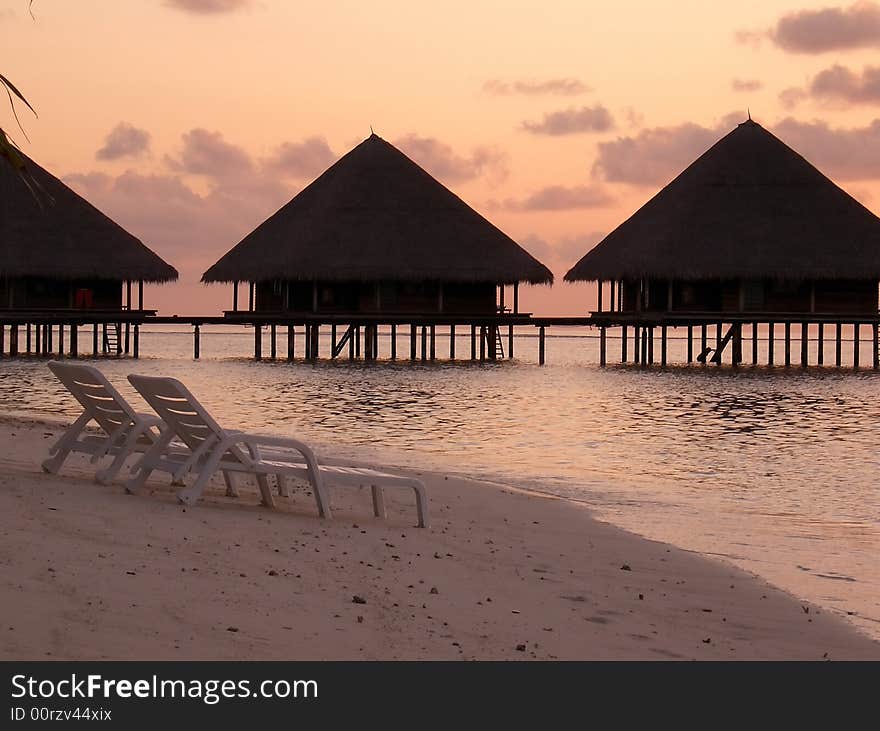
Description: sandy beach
xmin=0 ymin=413 xmax=876 ymax=661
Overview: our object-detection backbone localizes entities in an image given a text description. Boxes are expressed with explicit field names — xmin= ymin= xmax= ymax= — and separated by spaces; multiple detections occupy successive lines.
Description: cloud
xmin=808 ymin=64 xmax=880 ymax=105
xmin=770 ymin=2 xmax=880 ymax=53
xmin=164 ymin=0 xmax=252 ymax=13
xmin=262 ymin=136 xmax=337 ymax=179
xmin=493 ymin=184 xmax=614 ymax=211
xmin=773 ymin=117 xmax=880 ymax=179
xmin=731 ymin=78 xmax=763 ymax=92
xmin=779 ymin=86 xmax=807 ymax=109
xmin=735 ymin=29 xmax=765 ymax=48
xmin=522 ymin=105 xmax=615 ymax=135
xmin=394 ymin=134 xmax=507 ymax=185
xmin=482 ymin=78 xmax=590 ymax=96
xmin=165 ymin=128 xmax=253 ymax=179
xmin=95 ymin=122 xmax=151 ymax=161
xmin=592 ymin=122 xmax=723 ymax=185
xmin=521 ymin=231 xmax=606 ymax=267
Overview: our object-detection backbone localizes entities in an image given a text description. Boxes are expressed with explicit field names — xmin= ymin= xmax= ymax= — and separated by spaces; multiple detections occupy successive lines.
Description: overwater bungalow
xmin=0 ymin=151 xmax=178 ymax=357
xmin=202 ymin=133 xmax=552 ymax=360
xmin=565 ymin=119 xmax=880 ymax=368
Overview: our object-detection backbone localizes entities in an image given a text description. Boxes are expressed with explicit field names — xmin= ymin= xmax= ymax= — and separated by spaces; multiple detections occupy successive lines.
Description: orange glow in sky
xmin=3 ymin=0 xmax=880 ymax=315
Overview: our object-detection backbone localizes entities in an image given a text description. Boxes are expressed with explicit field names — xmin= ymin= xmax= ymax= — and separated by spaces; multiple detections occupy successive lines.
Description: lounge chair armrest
xmin=230 ymin=433 xmax=319 ymax=461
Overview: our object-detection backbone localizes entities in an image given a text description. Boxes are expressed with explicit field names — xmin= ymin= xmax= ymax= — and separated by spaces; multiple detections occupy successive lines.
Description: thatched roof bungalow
xmin=1 ymin=151 xmax=177 ymax=312
xmin=203 ymin=133 xmax=552 ymax=316
xmin=565 ymin=119 xmax=880 ymax=315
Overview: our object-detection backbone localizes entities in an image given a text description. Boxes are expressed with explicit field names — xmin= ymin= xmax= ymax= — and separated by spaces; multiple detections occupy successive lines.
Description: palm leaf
xmin=0 ymin=127 xmax=25 ymax=171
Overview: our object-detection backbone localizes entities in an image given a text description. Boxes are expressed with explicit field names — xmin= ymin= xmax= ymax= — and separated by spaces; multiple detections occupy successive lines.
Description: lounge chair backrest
xmin=127 ymin=374 xmax=250 ymax=463
xmin=48 ymin=361 xmax=139 ymax=436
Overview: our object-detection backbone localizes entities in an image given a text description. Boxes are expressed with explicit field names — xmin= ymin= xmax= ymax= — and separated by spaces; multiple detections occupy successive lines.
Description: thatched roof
xmin=565 ymin=119 xmax=880 ymax=282
xmin=0 ymin=151 xmax=177 ymax=282
xmin=202 ymin=134 xmax=552 ymax=285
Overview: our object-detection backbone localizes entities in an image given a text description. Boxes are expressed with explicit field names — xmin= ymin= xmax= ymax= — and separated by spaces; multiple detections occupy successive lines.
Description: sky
xmin=4 ymin=0 xmax=880 ymax=315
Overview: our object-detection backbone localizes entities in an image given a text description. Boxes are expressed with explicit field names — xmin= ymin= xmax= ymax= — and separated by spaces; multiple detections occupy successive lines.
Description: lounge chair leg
xmin=177 ymin=468 xmax=215 ymax=505
xmin=223 ymin=471 xmax=239 ymax=498
xmin=276 ymin=475 xmax=290 ymax=498
xmin=95 ymin=424 xmax=148 ymax=485
xmin=411 ymin=481 xmax=429 ymax=529
xmin=312 ymin=482 xmax=332 ymax=519
xmin=255 ymin=474 xmax=276 ymax=508
xmin=371 ymin=485 xmax=386 ymax=519
xmin=125 ymin=466 xmax=154 ymax=494
xmin=41 ymin=413 xmax=91 ymax=474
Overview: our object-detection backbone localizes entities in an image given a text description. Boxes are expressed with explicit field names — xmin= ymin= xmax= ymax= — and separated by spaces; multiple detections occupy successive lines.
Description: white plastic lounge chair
xmin=42 ymin=361 xmax=163 ymax=484
xmin=126 ymin=374 xmax=429 ymax=528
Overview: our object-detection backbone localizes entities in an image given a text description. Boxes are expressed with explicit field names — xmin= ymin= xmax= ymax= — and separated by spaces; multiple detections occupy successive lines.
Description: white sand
xmin=0 ymin=414 xmax=876 ymax=660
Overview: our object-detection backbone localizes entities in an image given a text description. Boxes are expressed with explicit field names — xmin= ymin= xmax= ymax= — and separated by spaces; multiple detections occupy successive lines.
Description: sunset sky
xmin=4 ymin=0 xmax=880 ymax=315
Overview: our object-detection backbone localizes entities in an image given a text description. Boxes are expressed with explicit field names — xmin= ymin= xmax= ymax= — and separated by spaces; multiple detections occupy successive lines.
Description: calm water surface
xmin=1 ymin=326 xmax=878 ymax=638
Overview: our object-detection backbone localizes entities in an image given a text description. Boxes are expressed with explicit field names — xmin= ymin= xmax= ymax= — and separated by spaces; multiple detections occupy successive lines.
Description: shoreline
xmin=0 ymin=413 xmax=877 ymax=660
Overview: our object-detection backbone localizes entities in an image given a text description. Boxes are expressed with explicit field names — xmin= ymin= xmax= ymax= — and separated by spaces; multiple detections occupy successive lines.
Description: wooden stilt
xmin=354 ymin=326 xmax=360 ymax=358
xmin=661 ymin=325 xmax=667 ymax=366
xmin=233 ymin=282 xmax=239 ymax=312
xmin=430 ymin=325 xmax=436 ymax=360
xmin=26 ymin=324 xmax=31 ymax=354
xmin=853 ymin=323 xmax=860 ymax=369
xmin=254 ymin=324 xmax=262 ymax=361
xmin=288 ymin=325 xmax=294 ymax=360
xmin=93 ymin=324 xmax=99 ymax=356
xmin=687 ymin=325 xmax=693 ymax=363
xmin=538 ymin=326 xmax=546 ymax=365
xmin=817 ymin=323 xmax=824 ymax=365
xmin=648 ymin=327 xmax=654 ymax=364
xmin=391 ymin=324 xmax=397 ymax=359
xmin=874 ymin=323 xmax=879 ymax=370
xmin=411 ymin=324 xmax=417 ymax=360
xmin=313 ymin=324 xmax=320 ymax=359
xmin=0 ymin=324 xmax=5 ymax=356
xmin=124 ymin=322 xmax=130 ymax=354
xmin=248 ymin=282 xmax=254 ymax=311
xmin=768 ymin=322 xmax=774 ymax=365
xmin=800 ymin=323 xmax=808 ymax=367
xmin=331 ymin=324 xmax=337 ymax=358
xmin=70 ymin=324 xmax=78 ymax=358
xmin=449 ymin=325 xmax=455 ymax=360
xmin=599 ymin=327 xmax=607 ymax=367
xmin=270 ymin=324 xmax=277 ymax=359
xmin=508 ymin=324 xmax=514 ymax=359
xmin=752 ymin=322 xmax=758 ymax=365
xmin=421 ymin=325 xmax=427 ymax=361
xmin=348 ymin=324 xmax=355 ymax=360
xmin=836 ymin=323 xmax=842 ymax=366
xmin=784 ymin=322 xmax=791 ymax=366
xmin=193 ymin=324 xmax=201 ymax=360
xmin=470 ymin=324 xmax=476 ymax=360
xmin=364 ymin=326 xmax=372 ymax=360
xmin=701 ymin=324 xmax=707 ymax=362
xmin=58 ymin=324 xmax=64 ymax=357
xmin=9 ymin=325 xmax=18 ymax=357
xmin=479 ymin=326 xmax=486 ymax=361
xmin=48 ymin=324 xmax=53 ymax=354
xmin=132 ymin=324 xmax=139 ymax=359
xmin=641 ymin=328 xmax=647 ymax=365
xmin=622 ymin=324 xmax=628 ymax=362
xmin=732 ymin=323 xmax=742 ymax=365
xmin=715 ymin=322 xmax=722 ymax=365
